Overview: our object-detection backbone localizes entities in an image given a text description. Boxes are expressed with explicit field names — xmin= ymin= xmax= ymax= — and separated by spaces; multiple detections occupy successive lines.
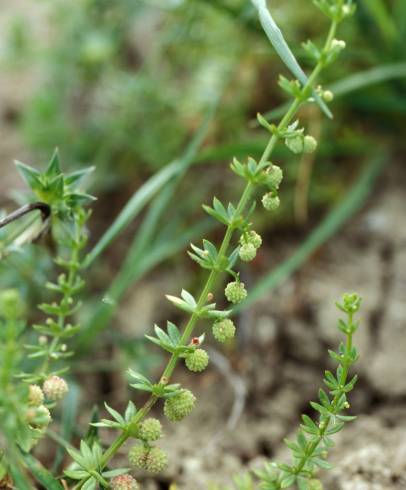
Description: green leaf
xmin=82 ymin=477 xmax=97 ymax=490
xmin=167 ymin=322 xmax=181 ymax=345
xmin=181 ymin=289 xmax=197 ymax=307
xmin=66 ymin=446 xmax=87 ymax=468
xmin=280 ymin=474 xmax=296 ymax=488
xmin=166 ymin=294 xmax=195 ymax=313
xmin=46 ymin=148 xmax=61 ymax=177
xmin=124 ymin=401 xmax=136 ymax=422
xmin=251 ymin=0 xmax=332 ymax=118
xmin=153 ymin=324 xmax=173 ymax=346
xmin=104 ymin=403 xmax=124 ymax=426
xmin=312 ymin=457 xmax=332 ymax=470
xmin=14 ymin=160 xmax=41 ymax=191
xmin=65 ymin=167 xmax=95 ymax=187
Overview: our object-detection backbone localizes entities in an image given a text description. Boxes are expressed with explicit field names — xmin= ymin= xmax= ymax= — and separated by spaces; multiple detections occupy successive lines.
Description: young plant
xmin=255 ymin=293 xmax=361 ymax=490
xmin=0 ymin=151 xmax=94 ymax=477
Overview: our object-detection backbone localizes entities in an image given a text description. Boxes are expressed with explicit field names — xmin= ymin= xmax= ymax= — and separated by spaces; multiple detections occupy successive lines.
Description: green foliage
xmin=255 ymin=293 xmax=361 ymax=489
xmin=0 ymin=153 xmax=93 ymax=475
xmin=0 ymin=0 xmax=365 ymax=487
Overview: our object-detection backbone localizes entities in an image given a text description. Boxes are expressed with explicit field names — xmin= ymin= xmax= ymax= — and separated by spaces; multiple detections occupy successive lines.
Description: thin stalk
xmin=77 ymin=17 xmax=339 ymax=488
xmin=290 ymin=329 xmax=353 ymax=481
xmin=38 ymin=215 xmax=83 ymax=379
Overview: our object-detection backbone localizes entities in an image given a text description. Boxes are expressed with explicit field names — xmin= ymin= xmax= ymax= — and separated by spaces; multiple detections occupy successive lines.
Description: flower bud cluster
xmin=138 ymin=418 xmax=162 ymax=442
xmin=225 ymin=281 xmax=247 ymax=304
xmin=239 ymin=230 xmax=263 ymax=262
xmin=262 ymin=192 xmax=280 ymax=211
xmin=43 ymin=375 xmax=68 ymax=401
xmin=28 ymin=385 xmax=44 ymax=406
xmin=110 ymin=475 xmax=139 ymax=490
xmin=285 ymin=134 xmax=318 ymax=155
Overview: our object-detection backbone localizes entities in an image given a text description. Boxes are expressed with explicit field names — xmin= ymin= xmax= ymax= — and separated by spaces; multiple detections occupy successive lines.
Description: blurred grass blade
xmin=236 ymin=152 xmax=387 ymax=311
xmin=361 ymin=0 xmax=397 ymax=44
xmin=8 ymin=459 xmax=33 ymax=490
xmin=251 ymin=0 xmax=332 ymax=118
xmin=331 ymin=62 xmax=406 ymax=97
xmin=52 ymin=382 xmax=80 ymax=473
xmin=21 ymin=453 xmax=63 ymax=490
xmin=83 ymin=104 xmax=216 ymax=268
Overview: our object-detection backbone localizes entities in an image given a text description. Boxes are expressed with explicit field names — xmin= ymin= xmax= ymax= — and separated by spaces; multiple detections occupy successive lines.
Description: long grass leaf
xmin=331 ymin=62 xmax=406 ymax=96
xmin=251 ymin=0 xmax=332 ymax=118
xmin=21 ymin=453 xmax=63 ymax=490
xmin=8 ymin=460 xmax=33 ymax=490
xmin=361 ymin=0 xmax=397 ymax=44
xmin=83 ymin=104 xmax=217 ymax=268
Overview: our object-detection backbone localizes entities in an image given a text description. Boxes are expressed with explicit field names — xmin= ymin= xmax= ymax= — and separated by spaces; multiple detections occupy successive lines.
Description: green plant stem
xmin=289 ymin=322 xmax=353 ymax=483
xmin=38 ymin=214 xmax=83 ymax=379
xmin=77 ymin=18 xmax=339 ymax=489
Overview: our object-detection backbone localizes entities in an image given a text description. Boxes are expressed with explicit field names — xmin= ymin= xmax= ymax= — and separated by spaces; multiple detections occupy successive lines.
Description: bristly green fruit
xmin=138 ymin=418 xmax=162 ymax=442
xmin=225 ymin=281 xmax=247 ymax=304
xmin=262 ymin=192 xmax=280 ymax=211
xmin=239 ymin=243 xmax=257 ymax=262
xmin=303 ymin=135 xmax=318 ymax=153
xmin=266 ymin=165 xmax=283 ymax=190
xmin=110 ymin=474 xmax=139 ymax=490
xmin=212 ymin=319 xmax=236 ymax=343
xmin=145 ymin=446 xmax=168 ymax=473
xmin=240 ymin=230 xmax=262 ymax=250
xmin=128 ymin=444 xmax=168 ymax=473
xmin=129 ymin=444 xmax=148 ymax=469
xmin=185 ymin=349 xmax=209 ymax=372
xmin=164 ymin=389 xmax=196 ymax=422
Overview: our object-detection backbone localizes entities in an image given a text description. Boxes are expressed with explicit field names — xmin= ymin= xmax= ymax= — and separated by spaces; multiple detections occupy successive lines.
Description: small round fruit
xmin=185 ymin=349 xmax=209 ymax=372
xmin=212 ymin=319 xmax=236 ymax=343
xmin=225 ymin=281 xmax=247 ymax=304
xmin=110 ymin=474 xmax=139 ymax=490
xmin=164 ymin=389 xmax=196 ymax=422
xmin=139 ymin=418 xmax=162 ymax=442
xmin=262 ymin=192 xmax=280 ymax=211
